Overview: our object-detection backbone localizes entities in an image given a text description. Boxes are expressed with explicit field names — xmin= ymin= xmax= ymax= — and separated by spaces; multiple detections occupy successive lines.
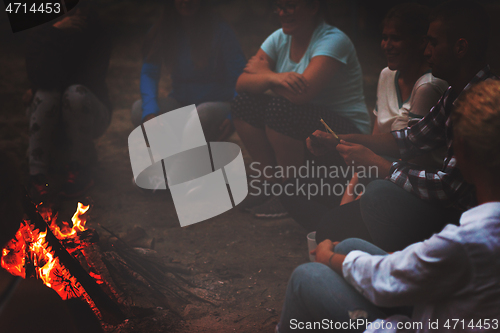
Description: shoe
xmin=27 ymin=173 xmax=52 ymax=206
xmin=251 ymin=196 xmax=289 ymax=219
xmin=60 ymin=162 xmax=94 ymax=198
xmin=237 ymin=180 xmax=270 ymax=212
xmin=238 ymin=191 xmax=269 ymax=212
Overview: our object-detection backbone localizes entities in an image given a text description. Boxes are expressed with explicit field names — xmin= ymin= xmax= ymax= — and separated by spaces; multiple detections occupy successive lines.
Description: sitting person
xmin=277 ymin=79 xmax=500 ymax=333
xmin=25 ymin=3 xmax=112 ymax=205
xmin=0 ymin=151 xmax=103 ymax=333
xmin=232 ymin=0 xmax=370 ymax=218
xmin=131 ymin=0 xmax=246 ymax=143
xmin=281 ymin=3 xmax=449 ymax=228
xmin=307 ymin=0 xmax=496 ymax=252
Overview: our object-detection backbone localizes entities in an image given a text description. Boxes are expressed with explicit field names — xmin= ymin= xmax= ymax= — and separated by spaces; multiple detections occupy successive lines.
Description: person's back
xmin=413 ymin=208 xmax=500 ymax=324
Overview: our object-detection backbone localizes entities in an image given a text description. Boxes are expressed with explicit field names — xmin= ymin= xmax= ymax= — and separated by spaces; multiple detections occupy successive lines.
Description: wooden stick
xmin=21 ymin=188 xmax=126 ymax=324
xmin=320 ymin=119 xmax=339 ymax=140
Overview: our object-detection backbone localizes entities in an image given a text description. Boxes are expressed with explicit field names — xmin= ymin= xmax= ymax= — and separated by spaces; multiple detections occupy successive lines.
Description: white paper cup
xmin=307 ymin=231 xmax=317 ymax=262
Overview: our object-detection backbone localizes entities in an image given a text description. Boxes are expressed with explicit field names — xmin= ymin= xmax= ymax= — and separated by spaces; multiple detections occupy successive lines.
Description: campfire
xmin=2 ymin=203 xmax=94 ymax=296
xmin=1 ymin=191 xmax=212 ymax=329
xmin=1 ymin=193 xmax=124 ymax=323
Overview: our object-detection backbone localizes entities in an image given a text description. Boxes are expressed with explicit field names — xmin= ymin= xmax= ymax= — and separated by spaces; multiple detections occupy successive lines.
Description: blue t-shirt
xmin=141 ymin=21 xmax=246 ymax=120
xmin=261 ymin=21 xmax=370 ymax=134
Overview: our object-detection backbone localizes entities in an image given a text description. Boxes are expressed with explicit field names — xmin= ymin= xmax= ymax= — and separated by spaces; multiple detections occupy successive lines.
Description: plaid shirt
xmin=389 ymin=66 xmax=497 ymax=210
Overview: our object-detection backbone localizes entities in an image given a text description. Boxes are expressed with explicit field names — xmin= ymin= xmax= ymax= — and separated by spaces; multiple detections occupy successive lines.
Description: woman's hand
xmin=271 ymin=72 xmax=309 ymax=95
xmin=336 ymin=140 xmax=380 ymax=168
xmin=340 ymin=173 xmax=359 ymax=205
xmin=306 ymin=130 xmax=339 ymax=156
xmin=336 ymin=140 xmax=393 ymax=178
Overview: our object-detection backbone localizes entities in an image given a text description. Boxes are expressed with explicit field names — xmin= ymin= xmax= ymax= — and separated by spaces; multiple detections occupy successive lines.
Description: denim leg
xmin=360 ymin=180 xmax=462 ymax=252
xmin=334 ymin=238 xmax=387 ymax=256
xmin=278 ymin=263 xmax=387 ymax=333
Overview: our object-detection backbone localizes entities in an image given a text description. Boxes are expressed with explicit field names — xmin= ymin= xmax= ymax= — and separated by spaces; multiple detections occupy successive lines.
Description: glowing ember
xmin=1 ymin=203 xmax=99 ymax=303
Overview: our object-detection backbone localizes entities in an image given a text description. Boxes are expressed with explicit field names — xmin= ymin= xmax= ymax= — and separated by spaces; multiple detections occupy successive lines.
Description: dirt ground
xmin=1 ymin=1 xmax=500 ymax=332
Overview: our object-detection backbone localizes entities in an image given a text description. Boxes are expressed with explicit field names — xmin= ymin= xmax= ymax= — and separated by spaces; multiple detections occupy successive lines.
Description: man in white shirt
xmin=277 ymin=79 xmax=500 ymax=332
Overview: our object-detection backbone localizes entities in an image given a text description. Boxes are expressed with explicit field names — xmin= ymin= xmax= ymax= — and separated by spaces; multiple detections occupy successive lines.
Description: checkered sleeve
xmin=388 ymin=156 xmax=472 ymax=207
xmin=391 ymin=92 xmax=449 ymax=160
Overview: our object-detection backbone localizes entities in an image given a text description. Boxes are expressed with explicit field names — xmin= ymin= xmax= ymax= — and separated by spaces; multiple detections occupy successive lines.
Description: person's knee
xmin=62 ymin=85 xmax=88 ymax=112
xmin=290 ymin=263 xmax=331 ymax=289
xmin=360 ymin=180 xmax=398 ymax=212
xmin=334 ymin=238 xmax=366 ymax=255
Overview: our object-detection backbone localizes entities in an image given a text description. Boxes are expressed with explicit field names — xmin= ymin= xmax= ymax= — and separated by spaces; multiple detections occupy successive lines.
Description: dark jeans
xmin=317 ymin=180 xmax=463 ymax=252
xmin=280 ymin=172 xmax=375 ymax=234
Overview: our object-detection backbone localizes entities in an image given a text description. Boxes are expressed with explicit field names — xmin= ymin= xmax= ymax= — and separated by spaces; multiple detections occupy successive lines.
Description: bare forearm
xmin=236 ymin=72 xmax=275 ymax=94
xmin=329 ymin=252 xmax=346 ymax=276
xmin=369 ymin=155 xmax=393 ymax=179
xmin=340 ymin=133 xmax=400 ymax=157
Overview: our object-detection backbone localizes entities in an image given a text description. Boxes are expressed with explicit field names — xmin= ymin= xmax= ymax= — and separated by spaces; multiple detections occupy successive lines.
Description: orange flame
xmin=1 ymin=203 xmax=95 ymax=302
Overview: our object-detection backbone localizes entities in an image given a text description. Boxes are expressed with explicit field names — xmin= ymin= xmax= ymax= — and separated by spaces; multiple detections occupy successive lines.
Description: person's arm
xmin=371 ymin=119 xmax=381 ymax=135
xmin=343 ymin=234 xmax=471 ymax=307
xmin=307 ymin=130 xmax=399 ymax=158
xmin=388 ymin=154 xmax=474 ymax=206
xmin=311 ymin=240 xmax=346 ymax=276
xmin=140 ymin=62 xmax=161 ymax=122
xmin=336 ymin=140 xmax=393 ymax=179
xmin=235 ymin=49 xmax=308 ymax=95
xmin=272 ymin=55 xmax=342 ymax=105
xmin=407 ymin=82 xmax=448 ymax=124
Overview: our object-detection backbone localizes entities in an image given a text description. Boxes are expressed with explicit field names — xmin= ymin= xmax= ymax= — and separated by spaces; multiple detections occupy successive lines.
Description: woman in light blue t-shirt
xmin=232 ymin=0 xmax=369 ymax=218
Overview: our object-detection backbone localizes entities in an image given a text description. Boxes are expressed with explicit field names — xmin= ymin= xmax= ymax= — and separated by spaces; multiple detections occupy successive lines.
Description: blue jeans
xmin=278 ymin=238 xmax=410 ymax=333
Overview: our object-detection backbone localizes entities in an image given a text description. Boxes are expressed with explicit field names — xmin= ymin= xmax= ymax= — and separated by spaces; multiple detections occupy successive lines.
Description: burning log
xmin=20 ymin=188 xmax=125 ymax=324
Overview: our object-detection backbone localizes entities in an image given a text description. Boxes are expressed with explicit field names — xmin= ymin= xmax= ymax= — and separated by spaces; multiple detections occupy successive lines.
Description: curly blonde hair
xmin=452 ymin=80 xmax=500 ymax=173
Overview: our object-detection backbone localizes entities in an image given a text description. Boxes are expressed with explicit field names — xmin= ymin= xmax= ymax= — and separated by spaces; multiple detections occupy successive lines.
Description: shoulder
xmin=266 ymin=27 xmax=286 ymax=43
xmin=261 ymin=28 xmax=287 ymax=54
xmin=413 ymin=73 xmax=449 ymax=96
xmin=379 ymin=67 xmax=396 ymax=80
xmin=377 ymin=67 xmax=396 ymax=89
xmin=314 ymin=23 xmax=353 ymax=49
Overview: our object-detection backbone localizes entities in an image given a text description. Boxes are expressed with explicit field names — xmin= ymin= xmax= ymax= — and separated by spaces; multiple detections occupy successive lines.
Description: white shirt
xmin=374 ymin=68 xmax=449 ymax=133
xmin=343 ymin=202 xmax=500 ymax=333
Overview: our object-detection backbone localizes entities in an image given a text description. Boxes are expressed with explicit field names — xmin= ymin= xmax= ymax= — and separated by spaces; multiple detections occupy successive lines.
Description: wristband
xmin=328 ymin=253 xmax=335 ymax=268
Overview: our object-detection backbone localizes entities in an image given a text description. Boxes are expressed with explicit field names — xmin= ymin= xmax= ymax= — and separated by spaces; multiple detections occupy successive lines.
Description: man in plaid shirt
xmin=307 ymin=0 xmax=497 ymax=252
